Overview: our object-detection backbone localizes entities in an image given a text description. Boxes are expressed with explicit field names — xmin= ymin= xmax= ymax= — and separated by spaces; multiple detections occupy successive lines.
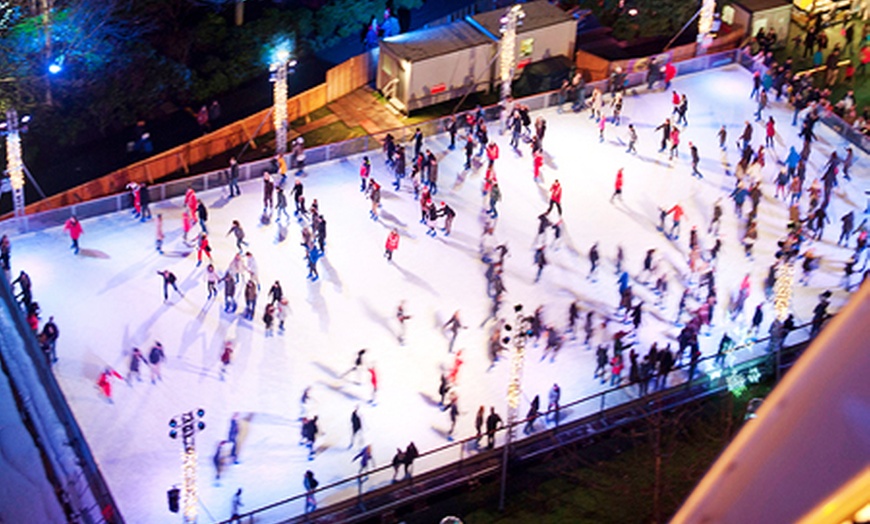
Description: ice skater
xmin=610 ymin=168 xmax=624 ymax=203
xmin=349 ymin=407 xmax=363 ymax=449
xmin=126 ymin=348 xmax=147 ymax=385
xmin=197 ymin=232 xmax=213 ymax=267
xmin=64 ymin=215 xmax=83 ymax=255
xmin=396 ymin=301 xmax=411 ymax=345
xmin=97 ymin=367 xmax=123 ymax=403
xmin=226 ymin=220 xmax=248 ymax=251
xmin=626 ymin=124 xmax=637 ymax=154
xmin=342 ymin=349 xmax=367 ymax=384
xmin=546 ymin=180 xmax=563 ymax=216
xmin=588 ymin=242 xmax=600 ymax=281
xmin=443 ymin=311 xmax=466 ymax=353
xmin=534 ymin=244 xmax=547 ymax=282
xmin=384 ymin=228 xmax=400 ymax=261
xmin=157 ymin=270 xmax=183 ymax=302
xmin=155 ymin=214 xmax=164 ymax=254
xmin=220 ymin=340 xmax=233 ymax=380
xmin=148 ymin=342 xmax=165 ymax=384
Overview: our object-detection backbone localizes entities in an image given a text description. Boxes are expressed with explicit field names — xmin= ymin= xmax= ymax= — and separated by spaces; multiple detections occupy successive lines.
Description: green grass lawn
xmin=301 ymin=120 xmax=367 ymax=147
xmin=290 ymin=106 xmax=334 ymax=129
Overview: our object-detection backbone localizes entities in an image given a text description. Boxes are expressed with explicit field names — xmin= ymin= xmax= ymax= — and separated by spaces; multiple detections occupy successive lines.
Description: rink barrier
xmin=0 ymin=48 xmax=748 ymax=236
xmin=0 ymin=274 xmax=123 ymax=523
xmin=221 ymin=321 xmax=816 ymax=524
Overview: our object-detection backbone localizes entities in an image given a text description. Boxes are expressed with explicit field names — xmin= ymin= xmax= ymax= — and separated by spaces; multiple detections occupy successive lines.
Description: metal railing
xmin=222 ymin=318 xmax=815 ymax=523
xmin=0 ymin=273 xmax=123 ymax=523
xmin=0 ymin=48 xmax=746 ymax=237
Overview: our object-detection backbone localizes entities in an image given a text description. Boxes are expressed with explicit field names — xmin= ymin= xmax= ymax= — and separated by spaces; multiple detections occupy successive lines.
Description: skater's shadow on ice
xmin=429 ymin=425 xmax=451 ymax=440
xmin=378 ymin=209 xmax=407 ymax=228
xmin=418 ymin=392 xmax=441 ymax=408
xmin=393 ymin=263 xmax=439 ymax=297
xmin=306 ymin=280 xmax=330 ymax=332
xmin=209 ymin=194 xmax=232 ymax=209
xmin=78 ymin=248 xmax=110 ymax=259
xmin=635 ymin=154 xmax=671 ymax=168
xmin=321 ymin=380 xmax=366 ymax=401
xmin=178 ymin=317 xmax=206 ymax=361
xmin=161 ymin=249 xmax=193 ymax=258
xmin=360 ymin=299 xmax=393 ymax=337
xmin=311 ymin=361 xmax=341 ymax=380
xmin=243 ymin=412 xmax=297 ymax=427
xmin=134 ymin=303 xmax=173 ymax=341
xmin=320 ymin=256 xmax=343 ymax=292
xmin=98 ymin=255 xmax=155 ymax=295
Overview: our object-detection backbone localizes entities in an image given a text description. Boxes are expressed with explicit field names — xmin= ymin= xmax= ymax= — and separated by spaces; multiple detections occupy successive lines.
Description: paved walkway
xmin=328 ymin=86 xmax=406 ymax=134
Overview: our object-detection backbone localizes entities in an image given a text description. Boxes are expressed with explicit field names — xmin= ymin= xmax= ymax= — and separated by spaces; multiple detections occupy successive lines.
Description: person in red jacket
xmin=97 ymin=367 xmax=124 ymax=403
xmin=368 ymin=365 xmax=378 ymax=404
xmin=667 ymin=203 xmax=685 ymax=240
xmin=547 ymin=179 xmax=562 ymax=215
xmin=197 ymin=232 xmax=213 ymax=267
xmin=765 ymin=116 xmax=776 ymax=148
xmin=359 ymin=156 xmax=371 ymax=192
xmin=533 ymin=149 xmax=544 ymax=181
xmin=64 ymin=215 xmax=83 ymax=254
xmin=384 ymin=228 xmax=399 ymax=261
xmin=610 ymin=168 xmax=624 ymax=203
xmin=664 ymin=61 xmax=676 ymax=91
xmin=486 ymin=141 xmax=499 ymax=168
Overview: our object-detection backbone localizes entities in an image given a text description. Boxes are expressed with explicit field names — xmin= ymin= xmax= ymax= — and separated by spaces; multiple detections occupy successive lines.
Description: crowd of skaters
xmin=4 ymin=45 xmax=870 ymax=519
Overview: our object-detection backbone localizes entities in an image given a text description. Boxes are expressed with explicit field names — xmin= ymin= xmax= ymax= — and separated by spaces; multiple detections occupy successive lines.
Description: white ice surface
xmin=2 ymin=64 xmax=867 ymax=523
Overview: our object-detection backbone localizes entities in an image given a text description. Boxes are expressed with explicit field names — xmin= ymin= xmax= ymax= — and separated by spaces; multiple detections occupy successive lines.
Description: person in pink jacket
xmin=64 ymin=216 xmax=83 ymax=254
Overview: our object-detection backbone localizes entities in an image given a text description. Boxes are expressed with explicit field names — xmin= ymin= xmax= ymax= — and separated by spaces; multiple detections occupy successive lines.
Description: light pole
xmin=772 ymin=261 xmax=795 ymax=381
xmin=498 ymin=5 xmax=525 ymax=133
xmin=2 ymin=109 xmax=30 ymax=230
xmin=270 ymin=45 xmax=296 ymax=157
xmin=499 ymin=304 xmax=528 ymax=511
xmin=696 ymin=0 xmax=717 ymax=54
xmin=168 ymin=409 xmax=205 ymax=523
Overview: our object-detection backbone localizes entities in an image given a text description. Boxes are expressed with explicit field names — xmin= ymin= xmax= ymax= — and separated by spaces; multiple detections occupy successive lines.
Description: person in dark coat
xmin=349 ymin=407 xmax=362 ymax=449
xmin=523 ymin=395 xmax=540 ymax=434
xmin=485 ymin=407 xmax=502 ymax=449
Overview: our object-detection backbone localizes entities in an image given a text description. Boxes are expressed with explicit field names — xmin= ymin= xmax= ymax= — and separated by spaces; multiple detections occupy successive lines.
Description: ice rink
xmin=2 ymin=64 xmax=866 ymax=523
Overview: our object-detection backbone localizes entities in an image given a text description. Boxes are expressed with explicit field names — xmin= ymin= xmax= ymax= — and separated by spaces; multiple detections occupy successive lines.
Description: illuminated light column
xmin=272 ymin=50 xmax=290 ymax=157
xmin=697 ymin=0 xmax=717 ymax=54
xmin=499 ymin=304 xmax=527 ymax=511
xmin=773 ymin=262 xmax=795 ymax=322
xmin=169 ymin=409 xmax=205 ymax=524
xmin=5 ymin=109 xmax=25 ymax=221
xmin=499 ymin=5 xmax=524 ymax=132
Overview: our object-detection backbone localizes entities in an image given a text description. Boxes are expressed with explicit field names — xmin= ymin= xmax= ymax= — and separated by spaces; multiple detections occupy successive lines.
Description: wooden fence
xmin=23 ymin=51 xmax=372 ymax=215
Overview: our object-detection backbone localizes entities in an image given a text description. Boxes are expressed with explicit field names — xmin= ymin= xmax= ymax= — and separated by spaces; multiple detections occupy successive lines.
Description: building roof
xmin=380 ymin=21 xmax=494 ymax=63
xmin=731 ymin=0 xmax=792 ymax=13
xmin=470 ymin=0 xmax=576 ymax=37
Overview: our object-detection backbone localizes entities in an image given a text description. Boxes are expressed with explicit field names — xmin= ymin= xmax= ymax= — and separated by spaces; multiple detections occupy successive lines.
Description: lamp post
xmin=270 ymin=45 xmax=296 ymax=157
xmin=499 ymin=304 xmax=528 ymax=511
xmin=498 ymin=5 xmax=525 ymax=133
xmin=168 ymin=409 xmax=205 ymax=523
xmin=696 ymin=0 xmax=717 ymax=55
xmin=2 ymin=109 xmax=30 ymax=230
xmin=772 ymin=261 xmax=795 ymax=381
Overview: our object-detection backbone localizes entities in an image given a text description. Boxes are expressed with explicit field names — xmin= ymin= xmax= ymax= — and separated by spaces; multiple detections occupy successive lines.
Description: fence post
xmin=600 ymin=390 xmax=606 ymax=418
